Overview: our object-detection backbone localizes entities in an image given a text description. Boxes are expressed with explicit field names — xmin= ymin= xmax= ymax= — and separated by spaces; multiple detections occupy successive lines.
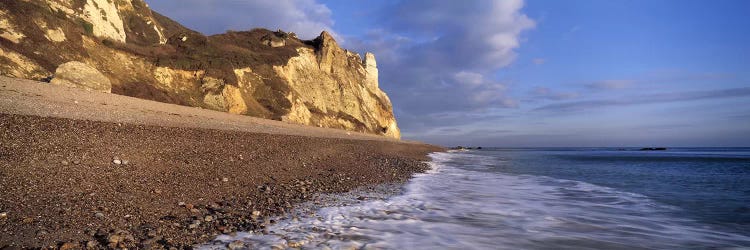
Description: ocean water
xmin=202 ymin=148 xmax=750 ymax=249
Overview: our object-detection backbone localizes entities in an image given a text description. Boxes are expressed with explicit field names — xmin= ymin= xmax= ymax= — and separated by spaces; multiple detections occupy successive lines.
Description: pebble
xmin=0 ymin=212 xmax=7 ymax=219
xmin=86 ymin=241 xmax=98 ymax=249
xmin=140 ymin=238 xmax=159 ymax=247
xmin=94 ymin=212 xmax=105 ymax=219
xmin=59 ymin=242 xmax=79 ymax=250
xmin=222 ymin=177 xmax=229 ymax=182
xmin=113 ymin=159 xmax=122 ymax=165
xmin=288 ymin=240 xmax=306 ymax=248
xmin=178 ymin=201 xmax=186 ymax=207
xmin=227 ymin=240 xmax=245 ymax=250
xmin=107 ymin=230 xmax=135 ymax=248
xmin=72 ymin=160 xmax=81 ymax=165
xmin=252 ymin=210 xmax=261 ymax=216
xmin=204 ymin=215 xmax=213 ymax=222
xmin=61 ymin=160 xmax=69 ymax=166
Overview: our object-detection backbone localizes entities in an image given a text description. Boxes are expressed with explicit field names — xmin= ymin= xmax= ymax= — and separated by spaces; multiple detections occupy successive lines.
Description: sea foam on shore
xmin=201 ymin=150 xmax=750 ymax=249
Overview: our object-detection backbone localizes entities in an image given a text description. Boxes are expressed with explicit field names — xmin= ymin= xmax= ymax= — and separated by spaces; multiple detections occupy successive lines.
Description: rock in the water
xmin=227 ymin=240 xmax=245 ymax=250
xmin=50 ymin=61 xmax=112 ymax=93
xmin=640 ymin=147 xmax=667 ymax=151
xmin=288 ymin=240 xmax=306 ymax=248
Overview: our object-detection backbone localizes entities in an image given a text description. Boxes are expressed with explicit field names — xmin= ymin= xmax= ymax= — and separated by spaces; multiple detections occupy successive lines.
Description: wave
xmin=199 ymin=152 xmax=750 ymax=249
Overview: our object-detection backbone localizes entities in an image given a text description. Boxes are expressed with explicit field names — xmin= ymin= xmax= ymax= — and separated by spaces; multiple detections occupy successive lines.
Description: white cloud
xmin=453 ymin=71 xmax=485 ymax=88
xmin=530 ymin=87 xmax=579 ymax=100
xmin=146 ymin=0 xmax=335 ymax=39
xmin=384 ymin=0 xmax=535 ymax=70
xmin=536 ymin=87 xmax=750 ymax=112
xmin=586 ymin=80 xmax=635 ymax=90
xmin=343 ymin=0 xmax=534 ymax=121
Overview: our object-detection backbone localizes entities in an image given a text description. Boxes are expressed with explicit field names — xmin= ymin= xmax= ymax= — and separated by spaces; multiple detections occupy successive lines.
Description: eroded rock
xmin=50 ymin=61 xmax=112 ymax=93
xmin=82 ymin=0 xmax=126 ymax=42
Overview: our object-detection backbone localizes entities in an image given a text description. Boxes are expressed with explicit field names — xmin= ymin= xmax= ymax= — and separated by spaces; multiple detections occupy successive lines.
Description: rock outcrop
xmin=50 ymin=61 xmax=112 ymax=92
xmin=0 ymin=0 xmax=400 ymax=138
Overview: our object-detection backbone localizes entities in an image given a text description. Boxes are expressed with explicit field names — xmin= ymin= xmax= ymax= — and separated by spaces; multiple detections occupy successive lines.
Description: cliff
xmin=0 ymin=0 xmax=400 ymax=138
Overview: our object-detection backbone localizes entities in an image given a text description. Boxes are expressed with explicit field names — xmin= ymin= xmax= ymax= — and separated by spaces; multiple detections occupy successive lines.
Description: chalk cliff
xmin=0 ymin=0 xmax=400 ymax=138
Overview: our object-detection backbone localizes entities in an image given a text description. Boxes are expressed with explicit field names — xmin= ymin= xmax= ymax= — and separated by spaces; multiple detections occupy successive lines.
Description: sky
xmin=145 ymin=0 xmax=750 ymax=147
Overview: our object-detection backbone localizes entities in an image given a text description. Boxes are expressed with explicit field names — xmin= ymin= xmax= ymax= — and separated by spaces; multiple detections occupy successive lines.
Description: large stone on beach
xmin=50 ymin=61 xmax=112 ymax=93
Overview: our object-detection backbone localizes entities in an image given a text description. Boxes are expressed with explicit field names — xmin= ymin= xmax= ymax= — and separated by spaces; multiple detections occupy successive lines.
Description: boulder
xmin=50 ymin=61 xmax=112 ymax=93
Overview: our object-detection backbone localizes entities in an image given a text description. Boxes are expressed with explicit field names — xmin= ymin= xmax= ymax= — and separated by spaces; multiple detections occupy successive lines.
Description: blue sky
xmin=147 ymin=0 xmax=750 ymax=147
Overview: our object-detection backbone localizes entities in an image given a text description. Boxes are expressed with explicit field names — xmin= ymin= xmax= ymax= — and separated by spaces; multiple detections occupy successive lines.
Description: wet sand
xmin=0 ymin=77 xmax=442 ymax=248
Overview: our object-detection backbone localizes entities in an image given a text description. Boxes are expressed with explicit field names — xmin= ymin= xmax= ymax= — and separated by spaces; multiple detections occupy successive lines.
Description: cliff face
xmin=0 ymin=0 xmax=400 ymax=138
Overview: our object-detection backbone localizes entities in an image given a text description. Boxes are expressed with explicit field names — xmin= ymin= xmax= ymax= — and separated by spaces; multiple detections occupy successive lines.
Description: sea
xmin=202 ymin=148 xmax=750 ymax=249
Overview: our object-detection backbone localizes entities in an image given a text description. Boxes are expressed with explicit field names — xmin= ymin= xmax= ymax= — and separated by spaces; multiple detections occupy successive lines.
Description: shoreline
xmin=200 ymin=181 xmax=415 ymax=248
xmin=0 ymin=77 xmax=443 ymax=248
xmin=0 ymin=113 xmax=441 ymax=248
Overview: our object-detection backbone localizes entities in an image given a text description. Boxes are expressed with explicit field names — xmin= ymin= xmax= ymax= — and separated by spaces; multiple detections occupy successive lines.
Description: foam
xmin=199 ymin=151 xmax=750 ymax=249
